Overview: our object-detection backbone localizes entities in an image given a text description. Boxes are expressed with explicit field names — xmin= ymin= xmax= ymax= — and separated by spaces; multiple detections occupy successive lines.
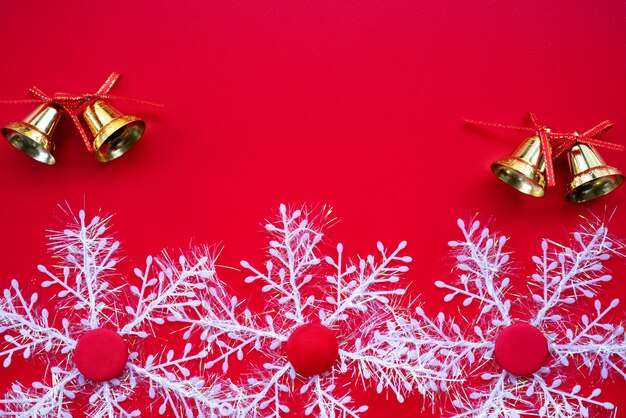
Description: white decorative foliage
xmin=0 ymin=368 xmax=78 ymax=417
xmin=0 ymin=209 xmax=232 ymax=417
xmin=4 ymin=205 xmax=621 ymax=417
xmin=122 ymin=250 xmax=212 ymax=339
xmin=174 ymin=204 xmax=433 ymax=417
xmin=0 ymin=280 xmax=75 ymax=368
xmin=411 ymin=217 xmax=625 ymax=417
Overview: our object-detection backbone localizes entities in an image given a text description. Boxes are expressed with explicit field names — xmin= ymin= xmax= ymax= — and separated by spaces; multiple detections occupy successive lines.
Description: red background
xmin=1 ymin=1 xmax=626 ymax=417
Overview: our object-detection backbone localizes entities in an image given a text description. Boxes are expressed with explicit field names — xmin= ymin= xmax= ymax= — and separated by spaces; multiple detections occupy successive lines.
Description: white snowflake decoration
xmin=173 ymin=204 xmax=440 ymax=417
xmin=0 ymin=209 xmax=234 ymax=417
xmin=410 ymin=217 xmax=625 ymax=417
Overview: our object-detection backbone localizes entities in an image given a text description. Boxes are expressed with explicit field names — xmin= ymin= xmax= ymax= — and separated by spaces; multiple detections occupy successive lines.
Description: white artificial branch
xmin=450 ymin=372 xmax=526 ymax=418
xmin=410 ymin=306 xmax=494 ymax=389
xmin=441 ymin=219 xmax=512 ymax=327
xmin=45 ymin=209 xmax=119 ymax=328
xmin=531 ymin=374 xmax=614 ymax=418
xmin=417 ymin=216 xmax=624 ymax=417
xmin=229 ymin=363 xmax=292 ymax=418
xmin=551 ymin=298 xmax=626 ymax=380
xmin=0 ymin=367 xmax=78 ymax=417
xmin=0 ymin=280 xmax=75 ymax=367
xmin=1 ymin=208 xmax=232 ymax=417
xmin=241 ymin=204 xmax=323 ymax=325
xmin=531 ymin=225 xmax=615 ymax=326
xmin=171 ymin=279 xmax=287 ymax=373
xmin=322 ymin=241 xmax=410 ymax=326
xmin=303 ymin=377 xmax=368 ymax=418
xmin=121 ymin=252 xmax=213 ymax=338
xmin=128 ymin=343 xmax=233 ymax=417
xmin=88 ymin=382 xmax=139 ymax=418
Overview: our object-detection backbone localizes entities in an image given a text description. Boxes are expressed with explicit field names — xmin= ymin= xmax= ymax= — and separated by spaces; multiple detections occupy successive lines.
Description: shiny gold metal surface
xmin=565 ymin=143 xmax=624 ymax=203
xmin=490 ymin=135 xmax=547 ymax=197
xmin=82 ymin=100 xmax=145 ymax=162
xmin=1 ymin=104 xmax=61 ymax=164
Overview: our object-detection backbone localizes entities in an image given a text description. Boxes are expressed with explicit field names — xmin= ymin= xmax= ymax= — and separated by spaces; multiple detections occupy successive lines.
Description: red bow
xmin=1 ymin=72 xmax=161 ymax=152
xmin=465 ymin=112 xmax=624 ymax=187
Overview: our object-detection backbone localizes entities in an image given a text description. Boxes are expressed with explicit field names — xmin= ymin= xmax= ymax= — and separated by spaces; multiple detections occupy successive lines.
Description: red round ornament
xmin=286 ymin=323 xmax=339 ymax=377
xmin=73 ymin=328 xmax=129 ymax=381
xmin=494 ymin=322 xmax=549 ymax=376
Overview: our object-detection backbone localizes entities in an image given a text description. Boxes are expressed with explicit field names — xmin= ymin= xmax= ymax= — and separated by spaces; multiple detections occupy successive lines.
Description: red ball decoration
xmin=73 ymin=328 xmax=129 ymax=381
xmin=286 ymin=323 xmax=339 ymax=377
xmin=494 ymin=322 xmax=549 ymax=376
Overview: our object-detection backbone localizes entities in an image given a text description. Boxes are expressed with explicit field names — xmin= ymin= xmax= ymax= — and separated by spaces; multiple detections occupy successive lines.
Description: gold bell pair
xmin=491 ymin=135 xmax=624 ymax=202
xmin=1 ymin=100 xmax=145 ymax=164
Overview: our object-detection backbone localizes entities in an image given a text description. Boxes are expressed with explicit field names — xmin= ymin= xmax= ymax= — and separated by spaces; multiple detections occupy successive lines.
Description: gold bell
xmin=82 ymin=100 xmax=145 ymax=162
xmin=1 ymin=104 xmax=61 ymax=164
xmin=565 ymin=143 xmax=624 ymax=203
xmin=490 ymin=135 xmax=547 ymax=197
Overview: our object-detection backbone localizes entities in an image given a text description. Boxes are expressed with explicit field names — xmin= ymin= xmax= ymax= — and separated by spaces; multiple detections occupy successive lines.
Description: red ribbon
xmin=465 ymin=112 xmax=624 ymax=187
xmin=0 ymin=72 xmax=162 ymax=152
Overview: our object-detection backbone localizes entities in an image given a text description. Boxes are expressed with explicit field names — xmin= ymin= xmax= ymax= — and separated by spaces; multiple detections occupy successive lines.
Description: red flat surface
xmin=1 ymin=1 xmax=626 ymax=417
